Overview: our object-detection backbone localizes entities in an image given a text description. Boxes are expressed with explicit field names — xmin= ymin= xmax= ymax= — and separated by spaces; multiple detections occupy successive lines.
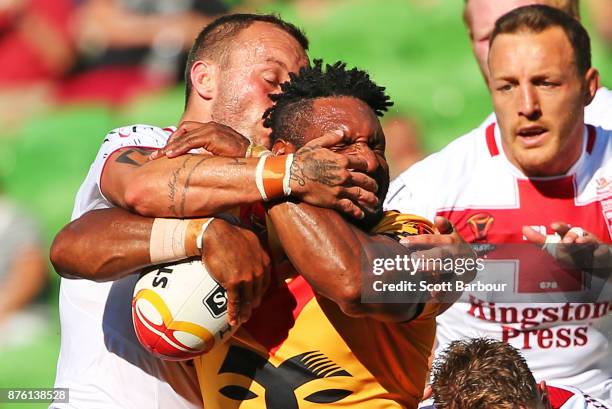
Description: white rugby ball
xmin=132 ymin=258 xmax=235 ymax=360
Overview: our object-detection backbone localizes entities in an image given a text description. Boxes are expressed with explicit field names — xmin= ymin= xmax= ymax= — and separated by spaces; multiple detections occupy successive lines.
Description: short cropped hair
xmin=184 ymin=14 xmax=309 ymax=106
xmin=490 ymin=4 xmax=591 ymax=75
xmin=431 ymin=338 xmax=539 ymax=409
xmin=463 ymin=0 xmax=580 ymax=28
xmin=263 ymin=59 xmax=393 ymax=147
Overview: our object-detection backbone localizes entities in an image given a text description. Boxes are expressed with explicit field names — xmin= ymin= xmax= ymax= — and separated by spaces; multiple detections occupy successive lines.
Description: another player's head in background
xmin=488 ymin=5 xmax=598 ymax=177
xmin=431 ymin=338 xmax=552 ymax=409
xmin=463 ymin=0 xmax=579 ymax=84
xmin=182 ymin=14 xmax=310 ymax=147
xmin=263 ymin=59 xmax=393 ymax=228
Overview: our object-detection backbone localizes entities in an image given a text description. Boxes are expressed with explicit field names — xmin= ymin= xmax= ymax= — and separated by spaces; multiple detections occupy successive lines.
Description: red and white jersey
xmin=547 ymin=384 xmax=612 ymax=409
xmin=52 ymin=125 xmax=203 ymax=409
xmin=418 ymin=384 xmax=612 ymax=409
xmin=385 ymin=123 xmax=612 ymax=402
xmin=480 ymin=86 xmax=612 ymax=130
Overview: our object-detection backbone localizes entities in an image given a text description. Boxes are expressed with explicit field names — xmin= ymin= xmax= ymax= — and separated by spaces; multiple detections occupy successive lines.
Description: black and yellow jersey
xmin=193 ymin=210 xmax=437 ymax=409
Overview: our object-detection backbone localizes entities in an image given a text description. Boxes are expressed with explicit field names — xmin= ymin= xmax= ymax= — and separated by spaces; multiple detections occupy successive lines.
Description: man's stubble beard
xmin=211 ymin=86 xmax=247 ymax=136
xmin=211 ymin=74 xmax=265 ymax=145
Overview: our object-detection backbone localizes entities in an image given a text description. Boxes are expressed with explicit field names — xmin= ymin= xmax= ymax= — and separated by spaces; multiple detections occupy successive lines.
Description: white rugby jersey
xmin=545 ymin=385 xmax=612 ymax=409
xmin=480 ymin=86 xmax=612 ymax=130
xmin=385 ymin=123 xmax=612 ymax=402
xmin=418 ymin=384 xmax=612 ymax=408
xmin=52 ymin=125 xmax=203 ymax=409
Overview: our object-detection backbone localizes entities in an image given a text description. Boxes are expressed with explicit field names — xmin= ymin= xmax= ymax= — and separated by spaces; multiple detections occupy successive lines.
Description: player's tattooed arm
xmin=114 ymin=147 xmax=155 ymax=166
xmin=102 ymin=148 xmax=265 ymax=218
xmin=101 ymin=132 xmax=378 ymax=219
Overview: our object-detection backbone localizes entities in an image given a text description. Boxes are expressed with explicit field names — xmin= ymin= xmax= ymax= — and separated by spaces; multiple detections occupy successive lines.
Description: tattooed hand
xmin=149 ymin=121 xmax=250 ymax=160
xmin=290 ymin=132 xmax=379 ymax=219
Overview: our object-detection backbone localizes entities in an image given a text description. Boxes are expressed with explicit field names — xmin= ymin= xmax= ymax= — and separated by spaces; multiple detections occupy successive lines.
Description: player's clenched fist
xmin=202 ymin=218 xmax=271 ymax=327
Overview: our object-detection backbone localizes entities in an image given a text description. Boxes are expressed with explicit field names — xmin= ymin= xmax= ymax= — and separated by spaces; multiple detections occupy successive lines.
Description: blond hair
xmin=463 ymin=0 xmax=580 ymax=27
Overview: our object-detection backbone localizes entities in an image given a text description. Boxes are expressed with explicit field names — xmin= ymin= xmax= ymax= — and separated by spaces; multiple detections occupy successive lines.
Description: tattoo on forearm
xmin=179 ymin=156 xmax=212 ymax=217
xmin=168 ymin=156 xmax=193 ymax=216
xmin=115 ymin=148 xmax=154 ymax=166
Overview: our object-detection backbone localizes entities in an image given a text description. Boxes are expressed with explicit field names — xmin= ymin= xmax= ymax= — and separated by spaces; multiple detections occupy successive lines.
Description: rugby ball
xmin=132 ymin=258 xmax=235 ymax=360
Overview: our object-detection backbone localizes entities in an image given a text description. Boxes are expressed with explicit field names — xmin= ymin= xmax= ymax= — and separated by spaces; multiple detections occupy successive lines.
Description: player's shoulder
xmin=586 ymin=87 xmax=612 ymax=130
xmin=102 ymin=124 xmax=174 ymax=148
xmin=547 ymin=383 xmax=612 ymax=409
xmin=586 ymin=125 xmax=612 ymax=173
xmin=593 ymin=124 xmax=612 ymax=150
xmin=388 ymin=121 xmax=490 ymax=195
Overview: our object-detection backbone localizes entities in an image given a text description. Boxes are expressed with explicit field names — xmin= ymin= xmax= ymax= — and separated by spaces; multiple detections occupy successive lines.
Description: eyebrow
xmin=266 ymin=58 xmax=288 ymax=70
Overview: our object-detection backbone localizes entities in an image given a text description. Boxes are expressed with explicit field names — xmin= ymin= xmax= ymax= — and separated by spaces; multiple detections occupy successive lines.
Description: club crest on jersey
xmin=466 ymin=212 xmax=495 ymax=241
xmin=217 ymin=346 xmax=353 ymax=408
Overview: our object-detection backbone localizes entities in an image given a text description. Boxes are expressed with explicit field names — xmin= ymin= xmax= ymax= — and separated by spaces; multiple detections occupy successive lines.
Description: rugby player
xmin=464 ymin=0 xmax=612 ymax=129
xmin=386 ymin=5 xmax=612 ymax=401
xmin=427 ymin=338 xmax=611 ymax=409
xmin=191 ymin=60 xmax=456 ymax=408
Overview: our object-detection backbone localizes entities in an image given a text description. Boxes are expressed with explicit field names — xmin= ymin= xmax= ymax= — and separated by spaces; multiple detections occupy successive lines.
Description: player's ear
xmin=583 ymin=67 xmax=599 ymax=106
xmin=272 ymin=139 xmax=296 ymax=155
xmin=190 ymin=60 xmax=218 ymax=101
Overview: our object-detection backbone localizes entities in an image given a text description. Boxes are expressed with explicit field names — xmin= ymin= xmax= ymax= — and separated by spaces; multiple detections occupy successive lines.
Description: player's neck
xmin=179 ymin=103 xmax=213 ymax=125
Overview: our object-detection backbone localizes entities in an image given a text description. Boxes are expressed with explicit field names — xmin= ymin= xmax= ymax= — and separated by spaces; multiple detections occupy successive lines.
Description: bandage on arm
xmin=149 ymin=217 xmax=214 ymax=263
xmin=51 ymin=208 xmax=213 ymax=282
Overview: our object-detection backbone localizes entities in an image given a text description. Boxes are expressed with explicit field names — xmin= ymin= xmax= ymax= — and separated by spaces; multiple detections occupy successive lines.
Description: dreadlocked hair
xmin=263 ymin=59 xmax=393 ymax=146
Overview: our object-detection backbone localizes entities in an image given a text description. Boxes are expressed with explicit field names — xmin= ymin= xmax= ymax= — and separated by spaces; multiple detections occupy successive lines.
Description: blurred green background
xmin=0 ymin=0 xmax=610 ymax=407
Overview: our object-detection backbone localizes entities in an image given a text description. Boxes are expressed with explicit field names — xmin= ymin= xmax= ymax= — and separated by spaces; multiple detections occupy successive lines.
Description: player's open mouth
xmin=516 ymin=126 xmax=548 ymax=146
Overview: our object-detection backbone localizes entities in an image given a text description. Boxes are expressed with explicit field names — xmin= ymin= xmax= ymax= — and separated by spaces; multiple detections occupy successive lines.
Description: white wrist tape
xmin=149 ymin=218 xmax=215 ymax=263
xmin=568 ymin=227 xmax=586 ymax=237
xmin=542 ymin=233 xmax=561 ymax=259
xmin=196 ymin=218 xmax=215 ymax=253
xmin=283 ymin=153 xmax=294 ymax=196
xmin=149 ymin=218 xmax=190 ymax=263
xmin=255 ymin=153 xmax=270 ymax=201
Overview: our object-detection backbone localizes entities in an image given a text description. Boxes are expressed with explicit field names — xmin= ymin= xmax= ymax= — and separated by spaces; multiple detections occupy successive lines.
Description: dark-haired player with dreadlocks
xmin=190 ymin=60 xmax=451 ymax=408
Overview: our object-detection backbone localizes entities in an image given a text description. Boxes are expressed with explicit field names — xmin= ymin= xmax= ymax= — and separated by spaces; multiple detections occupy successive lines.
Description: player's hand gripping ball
xmin=132 ymin=258 xmax=236 ymax=360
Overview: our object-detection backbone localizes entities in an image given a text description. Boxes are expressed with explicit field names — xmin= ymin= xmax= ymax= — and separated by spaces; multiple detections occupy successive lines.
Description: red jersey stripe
xmin=486 ymin=123 xmax=499 ymax=157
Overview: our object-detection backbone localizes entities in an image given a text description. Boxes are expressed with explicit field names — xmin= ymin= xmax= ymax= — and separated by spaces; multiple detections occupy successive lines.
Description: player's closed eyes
xmin=262 ymin=71 xmax=280 ymax=88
